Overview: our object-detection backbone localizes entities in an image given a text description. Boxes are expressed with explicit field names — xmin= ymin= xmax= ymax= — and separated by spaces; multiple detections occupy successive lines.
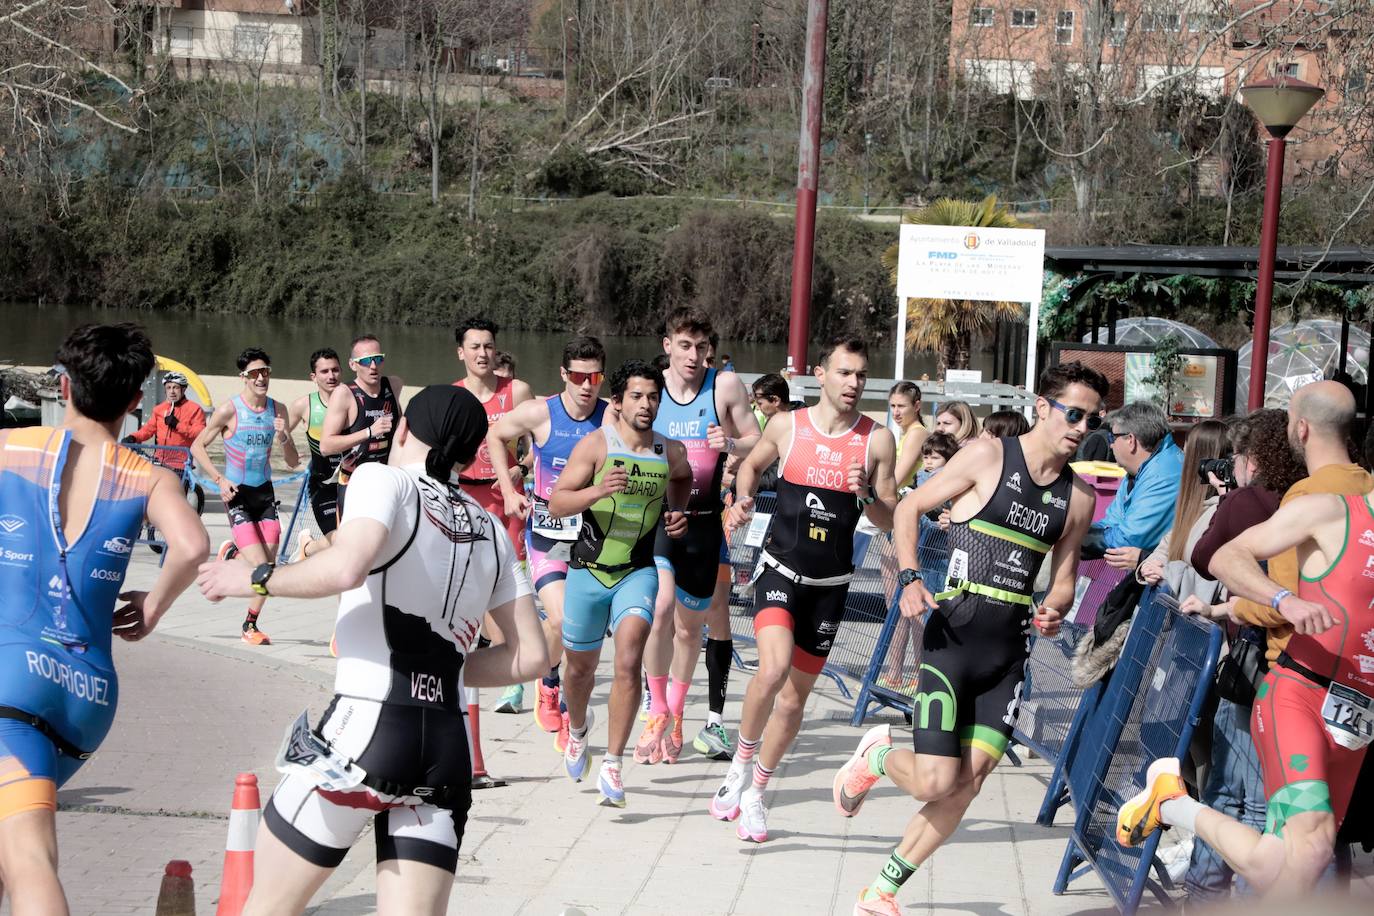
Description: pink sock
xmin=668 ymin=677 xmax=689 ymax=720
xmin=752 ymin=759 xmax=774 ymax=791
xmin=648 ymin=675 xmax=669 ymax=716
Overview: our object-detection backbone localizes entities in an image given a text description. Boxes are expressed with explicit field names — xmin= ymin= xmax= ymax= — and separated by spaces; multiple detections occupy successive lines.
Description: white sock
xmin=603 ymin=754 xmax=622 ymax=770
xmin=1160 ymin=796 xmax=1203 ymax=833
xmin=708 ymin=710 xmax=724 ymax=727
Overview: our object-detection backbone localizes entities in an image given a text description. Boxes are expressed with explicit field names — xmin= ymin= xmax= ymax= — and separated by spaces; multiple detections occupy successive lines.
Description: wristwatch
xmin=250 ymin=563 xmax=276 ymax=597
xmin=898 ymin=568 xmax=923 ymax=588
xmin=858 ymin=485 xmax=877 ymax=506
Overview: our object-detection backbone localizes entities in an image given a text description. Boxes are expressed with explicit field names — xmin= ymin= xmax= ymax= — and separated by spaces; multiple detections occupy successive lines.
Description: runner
xmin=486 ymin=337 xmax=609 ymax=737
xmin=192 ymin=347 xmax=301 ymax=646
xmin=0 ymin=324 xmax=206 ymax=915
xmin=320 ymin=335 xmax=403 ymax=521
xmin=546 ymin=360 xmax=691 ymax=807
xmin=831 ymin=361 xmax=1105 ymax=915
xmin=287 ymin=348 xmax=344 ymax=556
xmin=1117 ymin=490 xmax=1374 ymax=894
xmin=636 ymin=307 xmax=761 ymax=766
xmin=710 ymin=334 xmax=898 ymax=842
xmin=196 ymin=385 xmax=546 ymax=916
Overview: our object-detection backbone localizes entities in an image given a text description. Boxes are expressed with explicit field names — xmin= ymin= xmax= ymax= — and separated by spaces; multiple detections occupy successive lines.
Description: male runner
xmin=547 ymin=360 xmax=691 ymax=807
xmin=193 ymin=347 xmax=300 ymax=645
xmin=487 ymin=336 xmax=609 ymax=735
xmin=287 ymin=348 xmax=343 ymax=556
xmin=831 ymin=361 xmax=1106 ymax=915
xmin=320 ymin=335 xmax=403 ymax=522
xmin=637 ymin=307 xmax=760 ymax=765
xmin=196 ymin=385 xmax=546 ymax=916
xmin=1117 ymin=491 xmax=1374 ymax=894
xmin=0 ymin=324 xmax=206 ymax=914
xmin=711 ymin=334 xmax=899 ymax=842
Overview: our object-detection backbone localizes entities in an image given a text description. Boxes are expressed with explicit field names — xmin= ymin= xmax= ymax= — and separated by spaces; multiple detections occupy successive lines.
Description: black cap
xmin=403 ymin=385 xmax=489 ymax=482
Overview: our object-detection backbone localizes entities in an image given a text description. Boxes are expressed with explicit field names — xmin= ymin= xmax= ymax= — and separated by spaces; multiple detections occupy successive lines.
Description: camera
xmin=1198 ymin=456 xmax=1236 ymax=490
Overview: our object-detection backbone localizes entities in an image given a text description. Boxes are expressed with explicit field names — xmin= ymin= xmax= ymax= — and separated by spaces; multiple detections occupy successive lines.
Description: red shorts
xmin=460 ymin=479 xmax=526 ymax=562
xmin=1251 ymin=669 xmax=1368 ymax=836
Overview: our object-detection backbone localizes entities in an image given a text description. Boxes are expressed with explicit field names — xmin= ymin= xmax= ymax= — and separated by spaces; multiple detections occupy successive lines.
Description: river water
xmin=2 ymin=301 xmax=988 ymax=393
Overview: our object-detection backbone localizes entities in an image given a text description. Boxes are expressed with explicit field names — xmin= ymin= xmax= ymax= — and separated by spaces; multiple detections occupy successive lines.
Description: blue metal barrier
xmin=1053 ymin=589 xmax=1223 ymax=913
xmin=121 ymin=444 xmax=197 ymax=563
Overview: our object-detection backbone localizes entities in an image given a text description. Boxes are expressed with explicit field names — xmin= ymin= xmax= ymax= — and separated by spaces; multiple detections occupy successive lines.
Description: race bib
xmin=947 ymin=549 xmax=969 ymax=584
xmin=275 ymin=710 xmax=367 ymax=790
xmin=743 ymin=512 xmax=772 ymax=548
xmin=1321 ymin=683 xmax=1374 ymax=751
xmin=531 ymin=501 xmax=581 ymax=540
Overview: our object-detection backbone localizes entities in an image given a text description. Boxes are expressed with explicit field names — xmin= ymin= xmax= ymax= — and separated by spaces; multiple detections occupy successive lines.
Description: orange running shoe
xmin=1117 ymin=758 xmax=1187 ymax=847
xmin=534 ymin=682 xmax=561 ymax=732
xmin=554 ymin=711 xmax=571 ymax=754
xmin=834 ymin=724 xmax=891 ymax=817
xmin=328 ymin=633 xmax=338 ymax=658
xmin=634 ymin=714 xmax=668 ymax=764
xmin=853 ymin=887 xmax=903 ymax=915
xmin=216 ymin=539 xmax=238 ymax=562
xmin=241 ymin=620 xmax=271 ymax=646
xmin=660 ymin=715 xmax=685 ymax=763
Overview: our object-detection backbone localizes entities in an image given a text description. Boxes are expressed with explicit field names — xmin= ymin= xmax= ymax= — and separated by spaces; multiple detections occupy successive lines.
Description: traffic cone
xmin=466 ymin=686 xmax=506 ymax=790
xmin=155 ymin=860 xmax=195 ymax=916
xmin=214 ymin=773 xmax=260 ymax=916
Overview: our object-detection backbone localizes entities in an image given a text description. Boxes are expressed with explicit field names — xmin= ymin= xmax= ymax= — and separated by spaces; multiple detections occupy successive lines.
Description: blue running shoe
xmin=564 ymin=708 xmax=595 ymax=782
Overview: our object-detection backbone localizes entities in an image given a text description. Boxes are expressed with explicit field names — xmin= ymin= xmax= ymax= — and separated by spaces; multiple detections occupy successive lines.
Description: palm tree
xmin=881 ymin=195 xmax=1028 ymax=374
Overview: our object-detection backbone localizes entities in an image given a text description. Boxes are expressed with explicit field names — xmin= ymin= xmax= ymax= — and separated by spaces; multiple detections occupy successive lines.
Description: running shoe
xmin=555 ymin=711 xmax=570 ymax=754
xmin=1116 ymin=757 xmax=1187 ymax=847
xmin=693 ymin=722 xmax=734 ymax=760
xmin=495 ymin=684 xmax=524 ymax=714
xmin=660 ymin=716 xmax=684 ymax=764
xmin=736 ymin=789 xmax=768 ymax=843
xmin=709 ymin=764 xmax=746 ymax=821
xmin=328 ymin=633 xmax=337 ymax=658
xmin=834 ymin=723 xmax=892 ymax=818
xmin=216 ymin=539 xmax=238 ymax=562
xmin=241 ymin=620 xmax=270 ymax=646
xmin=597 ymin=760 xmax=626 ymax=808
xmin=853 ymin=888 xmax=903 ymax=916
xmin=640 ymin=681 xmax=652 ymax=722
xmin=534 ymin=682 xmax=561 ymax=732
xmin=290 ymin=529 xmax=314 ymax=564
xmin=564 ymin=709 xmax=594 ymax=782
xmin=634 ymin=714 xmax=668 ymax=765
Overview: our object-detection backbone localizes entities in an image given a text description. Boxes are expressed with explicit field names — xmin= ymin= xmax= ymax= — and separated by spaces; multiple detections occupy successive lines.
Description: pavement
xmin=42 ymin=509 xmax=1374 ymax=915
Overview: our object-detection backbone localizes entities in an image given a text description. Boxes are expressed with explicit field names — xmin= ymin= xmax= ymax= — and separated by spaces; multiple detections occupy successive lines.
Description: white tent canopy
xmin=1236 ymin=319 xmax=1370 ymax=408
xmin=1081 ymin=317 xmax=1219 ymax=349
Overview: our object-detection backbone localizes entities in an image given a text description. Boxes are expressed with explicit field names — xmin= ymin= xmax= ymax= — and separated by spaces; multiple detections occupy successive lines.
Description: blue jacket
xmin=1093 ymin=435 xmax=1183 ymax=550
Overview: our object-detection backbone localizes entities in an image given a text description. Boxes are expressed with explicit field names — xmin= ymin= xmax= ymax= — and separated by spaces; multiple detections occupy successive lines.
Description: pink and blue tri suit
xmin=526 ymin=395 xmax=608 ymax=591
xmin=223 ymin=396 xmax=281 ymax=548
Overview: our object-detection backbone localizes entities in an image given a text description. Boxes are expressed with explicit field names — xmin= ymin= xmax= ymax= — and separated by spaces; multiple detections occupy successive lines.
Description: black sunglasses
xmin=1047 ymin=398 xmax=1103 ymax=430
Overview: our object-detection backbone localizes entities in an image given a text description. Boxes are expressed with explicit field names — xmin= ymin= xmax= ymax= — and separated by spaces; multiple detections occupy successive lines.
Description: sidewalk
xmin=76 ymin=513 xmax=1372 ymax=915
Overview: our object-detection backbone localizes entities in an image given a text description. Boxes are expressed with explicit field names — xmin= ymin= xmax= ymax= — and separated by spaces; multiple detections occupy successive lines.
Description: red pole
xmin=787 ymin=0 xmax=829 ymax=376
xmin=1248 ymin=135 xmax=1286 ymax=411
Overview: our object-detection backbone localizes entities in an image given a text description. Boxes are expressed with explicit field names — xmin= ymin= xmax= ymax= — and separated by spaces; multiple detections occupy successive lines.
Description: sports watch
xmin=250 ymin=563 xmax=276 ymax=597
xmin=898 ymin=568 xmax=923 ymax=588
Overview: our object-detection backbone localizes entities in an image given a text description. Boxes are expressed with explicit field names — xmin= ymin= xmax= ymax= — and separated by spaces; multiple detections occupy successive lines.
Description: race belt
xmin=757 ymin=551 xmax=853 ymax=588
xmin=0 ymin=706 xmax=92 ymax=759
xmin=934 ymin=578 xmax=1034 ymax=607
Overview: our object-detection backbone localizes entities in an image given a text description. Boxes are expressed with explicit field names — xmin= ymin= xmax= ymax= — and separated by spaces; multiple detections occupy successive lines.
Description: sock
xmin=571 ymin=721 xmax=588 ymax=740
xmin=244 ymin=609 xmax=260 ymax=627
xmin=867 ymin=851 xmax=918 ymax=898
xmin=603 ymin=754 xmax=622 ymax=770
xmin=542 ymin=665 xmax=560 ymax=688
xmin=751 ymin=759 xmax=774 ymax=792
xmin=734 ymin=734 xmax=760 ymax=767
xmin=708 ymin=710 xmax=723 ymax=727
xmin=648 ymin=675 xmax=669 ymax=716
xmin=866 ymin=744 xmax=893 ymax=778
xmin=667 ymin=677 xmax=689 ymax=720
xmin=1160 ymin=796 xmax=1203 ymax=833
xmin=706 ymin=637 xmax=732 ymax=717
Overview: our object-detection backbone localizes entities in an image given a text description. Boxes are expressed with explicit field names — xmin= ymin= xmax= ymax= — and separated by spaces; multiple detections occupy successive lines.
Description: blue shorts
xmin=562 ymin=566 xmax=658 ymax=653
xmin=0 ymin=719 xmax=85 ymax=820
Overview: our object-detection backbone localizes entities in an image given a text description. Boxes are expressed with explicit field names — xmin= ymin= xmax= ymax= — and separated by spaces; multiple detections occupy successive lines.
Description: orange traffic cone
xmin=155 ymin=860 xmax=195 ymax=916
xmin=466 ymin=687 xmax=506 ymax=790
xmin=214 ymin=773 xmax=260 ymax=916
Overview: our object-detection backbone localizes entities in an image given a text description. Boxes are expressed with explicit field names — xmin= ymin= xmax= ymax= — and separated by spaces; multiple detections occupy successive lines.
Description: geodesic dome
xmin=1081 ymin=317 xmax=1219 ymax=348
xmin=1236 ymin=319 xmax=1370 ymax=408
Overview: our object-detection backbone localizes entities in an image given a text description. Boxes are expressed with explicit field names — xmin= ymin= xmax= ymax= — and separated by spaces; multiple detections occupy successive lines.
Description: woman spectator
xmin=1136 ymin=418 xmax=1232 ymax=599
xmin=889 ymin=382 xmax=929 ymax=494
xmin=980 ymin=409 xmax=1031 ymax=439
xmin=933 ymin=400 xmax=979 ymax=445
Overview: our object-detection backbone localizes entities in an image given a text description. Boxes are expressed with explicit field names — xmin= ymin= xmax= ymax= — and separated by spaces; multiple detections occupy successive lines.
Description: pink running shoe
xmin=660 ymin=716 xmax=684 ymax=764
xmin=833 ymin=723 xmax=891 ymax=817
xmin=635 ymin=714 xmax=668 ymax=764
xmin=709 ymin=765 xmax=746 ymax=821
xmin=736 ymin=790 xmax=768 ymax=843
xmin=853 ymin=888 xmax=903 ymax=915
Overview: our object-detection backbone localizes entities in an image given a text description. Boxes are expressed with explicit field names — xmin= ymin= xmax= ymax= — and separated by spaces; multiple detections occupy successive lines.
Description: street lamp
xmin=1239 ymin=75 xmax=1324 ymax=410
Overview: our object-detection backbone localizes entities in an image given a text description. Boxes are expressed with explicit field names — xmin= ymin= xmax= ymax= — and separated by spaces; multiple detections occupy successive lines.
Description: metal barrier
xmin=1053 ymin=588 xmax=1223 ymax=913
xmin=121 ymin=444 xmax=198 ymax=563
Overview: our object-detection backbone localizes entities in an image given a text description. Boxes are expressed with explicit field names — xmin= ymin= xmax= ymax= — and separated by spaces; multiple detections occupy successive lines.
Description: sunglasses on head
xmin=353 ymin=354 xmax=385 ymax=367
xmin=241 ymin=367 xmax=271 ymax=380
xmin=567 ymin=370 xmax=604 ymax=387
xmin=1046 ymin=398 xmax=1102 ymax=430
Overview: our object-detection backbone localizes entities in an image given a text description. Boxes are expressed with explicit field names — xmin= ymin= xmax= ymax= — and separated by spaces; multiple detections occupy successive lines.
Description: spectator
xmin=721 ymin=353 xmax=735 ymax=372
xmin=124 ymin=372 xmax=206 ymax=473
xmin=1075 ymin=407 xmax=1113 ymax=461
xmin=980 ymin=409 xmax=1031 ymax=439
xmin=1085 ymin=401 xmax=1183 ymax=569
xmin=750 ymin=373 xmax=790 ymax=431
xmin=932 ymin=400 xmax=979 ymax=445
xmin=889 ymin=382 xmax=928 ymax=492
xmin=492 ymin=350 xmax=516 ymax=380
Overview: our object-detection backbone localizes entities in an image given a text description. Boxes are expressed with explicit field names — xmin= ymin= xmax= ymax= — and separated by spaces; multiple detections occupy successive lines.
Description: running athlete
xmin=192 ymin=347 xmax=301 ymax=646
xmin=637 ymin=307 xmax=760 ymax=765
xmin=486 ymin=336 xmax=609 ymax=734
xmin=711 ymin=334 xmax=898 ymax=842
xmin=196 ymin=385 xmax=546 ymax=916
xmin=0 ymin=324 xmax=207 ymax=915
xmin=320 ymin=334 xmax=403 ymax=520
xmin=547 ymin=360 xmax=691 ymax=807
xmin=831 ymin=361 xmax=1105 ymax=916
xmin=1118 ymin=491 xmax=1374 ymax=894
xmin=287 ymin=348 xmax=343 ymax=554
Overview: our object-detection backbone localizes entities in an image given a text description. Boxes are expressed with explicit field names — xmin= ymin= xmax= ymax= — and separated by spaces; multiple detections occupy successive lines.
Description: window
xmin=1110 ymin=12 xmax=1127 ymax=46
xmin=232 ymin=24 xmax=270 ymax=60
xmin=1276 ymin=61 xmax=1301 ymax=79
xmin=1346 ymin=68 xmax=1367 ymax=97
xmin=1143 ymin=12 xmax=1181 ymax=32
xmin=169 ymin=25 xmax=192 ymax=52
xmin=1011 ymin=8 xmax=1038 ymax=27
xmin=1056 ymin=10 xmax=1074 ymax=44
xmin=970 ymin=7 xmax=995 ymax=27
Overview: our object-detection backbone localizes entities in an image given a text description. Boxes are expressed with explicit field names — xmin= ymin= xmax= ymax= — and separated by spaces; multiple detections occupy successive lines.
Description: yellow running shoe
xmin=1117 ymin=758 xmax=1187 ymax=847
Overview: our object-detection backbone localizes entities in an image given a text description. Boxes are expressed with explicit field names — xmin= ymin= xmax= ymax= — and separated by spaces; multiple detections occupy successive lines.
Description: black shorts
xmin=653 ymin=514 xmax=728 ymax=609
xmin=265 ymin=696 xmax=473 ymax=873
xmin=226 ymin=481 xmax=278 ymax=528
xmin=911 ymin=593 xmax=1030 ymax=762
xmin=308 ymin=476 xmax=338 ymax=535
xmin=752 ymin=568 xmax=848 ymax=674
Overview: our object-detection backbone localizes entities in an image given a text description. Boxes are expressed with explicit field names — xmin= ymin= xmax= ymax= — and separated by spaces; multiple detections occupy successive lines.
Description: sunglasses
xmin=1047 ymin=398 xmax=1102 ymax=430
xmin=567 ymin=370 xmax=604 ymax=387
xmin=1105 ymin=428 xmax=1134 ymax=445
xmin=241 ymin=367 xmax=272 ymax=380
xmin=352 ymin=354 xmax=385 ymax=367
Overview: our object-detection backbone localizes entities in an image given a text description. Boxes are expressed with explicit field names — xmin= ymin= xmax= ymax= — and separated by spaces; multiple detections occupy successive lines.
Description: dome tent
xmin=1236 ymin=319 xmax=1370 ymax=408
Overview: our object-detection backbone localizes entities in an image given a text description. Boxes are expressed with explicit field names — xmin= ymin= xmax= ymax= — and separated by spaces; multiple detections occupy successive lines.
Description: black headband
xmin=403 ymin=385 xmax=489 ymax=482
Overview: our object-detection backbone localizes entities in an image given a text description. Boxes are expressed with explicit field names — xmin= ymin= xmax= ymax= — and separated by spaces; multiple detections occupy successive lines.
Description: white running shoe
xmin=709 ymin=763 xmax=747 ymax=821
xmin=564 ymin=708 xmax=595 ymax=782
xmin=290 ymin=529 xmax=314 ymax=564
xmin=598 ymin=760 xmax=626 ymax=808
xmin=737 ymin=789 xmax=768 ymax=843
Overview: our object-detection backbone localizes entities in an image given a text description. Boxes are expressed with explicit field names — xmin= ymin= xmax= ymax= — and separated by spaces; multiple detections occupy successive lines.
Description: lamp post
xmin=1239 ymin=76 xmax=1323 ymax=410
